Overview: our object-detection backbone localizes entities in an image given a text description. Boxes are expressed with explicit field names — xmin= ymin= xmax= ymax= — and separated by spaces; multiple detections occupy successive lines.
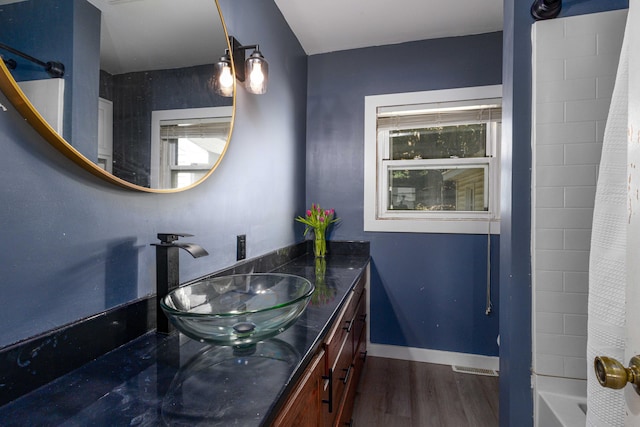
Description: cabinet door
xmin=335 ymin=336 xmax=367 ymax=427
xmin=324 ymin=291 xmax=355 ymax=373
xmin=273 ymin=349 xmax=326 ymax=427
xmin=352 ymin=294 xmax=366 ymax=355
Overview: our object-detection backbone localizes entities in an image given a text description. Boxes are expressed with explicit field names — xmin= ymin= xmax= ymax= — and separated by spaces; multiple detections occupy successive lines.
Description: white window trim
xmin=364 ymin=85 xmax=502 ymax=234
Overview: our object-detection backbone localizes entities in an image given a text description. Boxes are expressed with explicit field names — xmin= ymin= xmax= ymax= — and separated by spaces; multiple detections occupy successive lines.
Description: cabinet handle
xmin=361 ymin=350 xmax=368 ymax=361
xmin=322 ymin=368 xmax=333 ymax=413
xmin=359 ymin=313 xmax=367 ymax=322
xmin=343 ymin=319 xmax=354 ymax=333
xmin=341 ymin=364 xmax=353 ymax=385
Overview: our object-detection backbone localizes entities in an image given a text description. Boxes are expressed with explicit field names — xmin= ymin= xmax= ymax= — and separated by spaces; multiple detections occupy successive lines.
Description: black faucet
xmin=152 ymin=233 xmax=209 ymax=333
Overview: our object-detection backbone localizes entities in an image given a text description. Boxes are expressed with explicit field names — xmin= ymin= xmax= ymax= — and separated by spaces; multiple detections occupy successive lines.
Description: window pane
xmin=388 ymin=167 xmax=487 ymax=211
xmin=389 ymin=124 xmax=486 ymax=160
xmin=172 ymin=170 xmax=207 ymax=188
xmin=175 ymin=138 xmax=210 ymax=166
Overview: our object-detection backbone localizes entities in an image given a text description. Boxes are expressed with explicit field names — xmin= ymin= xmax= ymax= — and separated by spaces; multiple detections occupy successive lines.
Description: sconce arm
xmin=229 ymin=36 xmax=259 ymax=82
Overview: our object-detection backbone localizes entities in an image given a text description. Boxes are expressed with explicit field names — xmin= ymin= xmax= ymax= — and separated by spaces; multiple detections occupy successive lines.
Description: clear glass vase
xmin=311 ymin=257 xmax=336 ymax=305
xmin=313 ymin=228 xmax=326 ymax=257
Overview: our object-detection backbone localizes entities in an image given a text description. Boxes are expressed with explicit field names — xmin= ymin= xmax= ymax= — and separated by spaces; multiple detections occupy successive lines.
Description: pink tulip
xmin=320 ymin=217 xmax=325 ymax=222
xmin=306 ymin=210 xmax=312 ymax=217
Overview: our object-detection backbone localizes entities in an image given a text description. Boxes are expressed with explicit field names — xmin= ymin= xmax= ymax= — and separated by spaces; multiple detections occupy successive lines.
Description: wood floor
xmin=352 ymin=356 xmax=499 ymax=427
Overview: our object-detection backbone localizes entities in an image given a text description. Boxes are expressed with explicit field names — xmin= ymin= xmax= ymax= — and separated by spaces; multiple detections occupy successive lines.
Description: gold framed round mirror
xmin=0 ymin=0 xmax=235 ymax=192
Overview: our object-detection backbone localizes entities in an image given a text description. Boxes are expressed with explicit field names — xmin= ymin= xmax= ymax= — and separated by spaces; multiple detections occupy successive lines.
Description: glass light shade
xmin=213 ymin=55 xmax=234 ymax=97
xmin=245 ymin=50 xmax=268 ymax=95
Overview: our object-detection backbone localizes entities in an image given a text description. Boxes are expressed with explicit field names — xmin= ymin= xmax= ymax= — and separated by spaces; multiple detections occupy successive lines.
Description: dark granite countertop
xmin=0 ymin=248 xmax=369 ymax=426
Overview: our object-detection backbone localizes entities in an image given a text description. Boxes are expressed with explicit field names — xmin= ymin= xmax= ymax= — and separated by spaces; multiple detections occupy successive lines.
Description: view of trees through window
xmin=387 ymin=124 xmax=487 ymax=211
xmin=389 ymin=124 xmax=486 ymax=160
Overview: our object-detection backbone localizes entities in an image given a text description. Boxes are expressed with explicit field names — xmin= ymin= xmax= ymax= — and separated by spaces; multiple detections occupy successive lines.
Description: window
xmin=159 ymin=118 xmax=230 ymax=188
xmin=364 ymin=86 xmax=501 ymax=234
xmin=150 ymin=106 xmax=232 ymax=188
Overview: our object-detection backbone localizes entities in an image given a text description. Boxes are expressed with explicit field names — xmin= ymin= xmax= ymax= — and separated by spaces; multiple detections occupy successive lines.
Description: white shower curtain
xmin=586 ymin=13 xmax=630 ymax=427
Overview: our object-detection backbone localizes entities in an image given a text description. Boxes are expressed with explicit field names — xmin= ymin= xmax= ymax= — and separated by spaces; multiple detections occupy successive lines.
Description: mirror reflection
xmin=0 ymin=0 xmax=233 ymax=190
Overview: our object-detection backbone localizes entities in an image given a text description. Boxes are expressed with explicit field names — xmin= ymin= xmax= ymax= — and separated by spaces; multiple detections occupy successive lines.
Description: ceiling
xmin=1 ymin=0 xmax=503 ymax=73
xmin=87 ymin=0 xmax=227 ymax=75
xmin=274 ymin=0 xmax=504 ymax=55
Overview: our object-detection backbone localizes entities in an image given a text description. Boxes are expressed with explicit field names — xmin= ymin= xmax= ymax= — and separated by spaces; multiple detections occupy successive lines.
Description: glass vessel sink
xmin=160 ymin=273 xmax=314 ymax=346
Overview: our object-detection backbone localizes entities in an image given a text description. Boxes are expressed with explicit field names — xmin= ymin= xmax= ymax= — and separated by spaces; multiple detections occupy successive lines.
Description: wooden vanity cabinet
xmin=322 ymin=273 xmax=367 ymax=427
xmin=334 ymin=295 xmax=367 ymax=426
xmin=272 ymin=349 xmax=326 ymax=427
xmin=274 ymin=271 xmax=368 ymax=427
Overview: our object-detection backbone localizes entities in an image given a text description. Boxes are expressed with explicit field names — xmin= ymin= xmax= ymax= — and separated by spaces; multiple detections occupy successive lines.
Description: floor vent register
xmin=452 ymin=365 xmax=499 ymax=377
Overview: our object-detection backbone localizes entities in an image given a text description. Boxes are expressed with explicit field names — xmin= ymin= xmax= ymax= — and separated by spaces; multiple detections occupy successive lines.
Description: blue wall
xmin=500 ymin=0 xmax=628 ymax=426
xmin=0 ymin=0 xmax=101 ymax=156
xmin=0 ymin=0 xmax=307 ymax=348
xmin=0 ymin=1 xmax=74 ymax=82
xmin=306 ymin=32 xmax=503 ymax=356
xmin=70 ymin=0 xmax=100 ymax=159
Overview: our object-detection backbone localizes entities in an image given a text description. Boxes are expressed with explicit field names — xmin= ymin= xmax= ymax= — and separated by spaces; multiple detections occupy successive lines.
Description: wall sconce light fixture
xmin=214 ymin=36 xmax=268 ymax=97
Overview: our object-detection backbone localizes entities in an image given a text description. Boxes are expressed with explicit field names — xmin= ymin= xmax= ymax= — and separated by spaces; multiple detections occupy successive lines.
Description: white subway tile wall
xmin=532 ymin=10 xmax=627 ymax=380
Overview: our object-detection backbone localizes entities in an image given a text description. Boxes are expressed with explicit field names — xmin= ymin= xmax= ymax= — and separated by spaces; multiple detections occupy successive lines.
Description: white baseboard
xmin=367 ymin=343 xmax=500 ymax=372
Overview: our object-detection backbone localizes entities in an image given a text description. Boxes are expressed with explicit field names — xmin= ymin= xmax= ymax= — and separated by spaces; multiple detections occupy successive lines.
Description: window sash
xmin=382 ymin=121 xmax=497 ymax=161
xmin=376 ymin=121 xmax=500 ymax=220
xmin=379 ymin=158 xmax=492 ymax=218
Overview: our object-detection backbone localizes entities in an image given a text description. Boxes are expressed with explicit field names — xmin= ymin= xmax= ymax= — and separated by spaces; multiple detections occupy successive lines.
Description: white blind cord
xmin=485 ymin=131 xmax=494 ymax=316
xmin=485 ymin=214 xmax=492 ymax=316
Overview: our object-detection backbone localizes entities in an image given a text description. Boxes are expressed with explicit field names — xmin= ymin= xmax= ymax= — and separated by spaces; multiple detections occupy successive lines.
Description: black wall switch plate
xmin=237 ymin=234 xmax=246 ymax=260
